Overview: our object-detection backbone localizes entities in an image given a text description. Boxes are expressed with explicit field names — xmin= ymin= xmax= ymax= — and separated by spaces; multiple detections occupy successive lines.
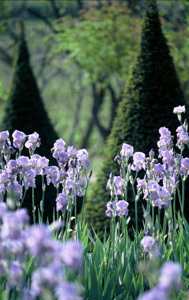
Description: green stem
xmin=163 ymin=211 xmax=167 ymax=237
xmin=152 ymin=205 xmax=154 ymax=227
xmin=41 ymin=174 xmax=45 ymax=222
xmin=182 ymin=179 xmax=185 ymax=219
xmin=173 ymin=193 xmax=176 ymax=228
xmin=20 ymin=188 xmax=27 ymax=207
xmin=176 ymin=186 xmax=183 ymax=220
xmin=32 ymin=186 xmax=36 ymax=224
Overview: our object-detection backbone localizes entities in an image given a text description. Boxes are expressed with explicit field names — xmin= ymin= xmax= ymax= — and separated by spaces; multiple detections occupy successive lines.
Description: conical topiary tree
xmin=84 ymin=0 xmax=187 ymax=235
xmin=1 ymin=24 xmax=59 ymax=221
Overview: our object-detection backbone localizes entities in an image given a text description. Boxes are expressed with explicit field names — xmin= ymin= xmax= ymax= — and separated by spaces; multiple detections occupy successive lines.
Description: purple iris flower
xmin=173 ymin=105 xmax=185 ymax=114
xmin=0 ymin=130 xmax=9 ymax=142
xmin=67 ymin=146 xmax=77 ymax=159
xmin=180 ymin=157 xmax=189 ymax=177
xmin=25 ymin=132 xmax=40 ymax=151
xmin=61 ymin=240 xmax=83 ymax=269
xmin=12 ymin=130 xmax=26 ymax=150
xmin=120 ymin=143 xmax=134 ymax=160
xmin=106 ymin=176 xmax=125 ymax=196
xmin=56 ymin=282 xmax=83 ymax=300
xmin=77 ymin=149 xmax=90 ymax=168
xmin=9 ymin=260 xmax=23 ymax=288
xmin=116 ymin=200 xmax=129 ymax=217
xmin=17 ymin=156 xmax=30 ymax=169
xmin=52 ymin=138 xmax=66 ymax=159
xmin=157 ymin=127 xmax=173 ymax=156
xmin=26 ymin=225 xmax=53 ymax=256
xmin=138 ymin=286 xmax=167 ymax=300
xmin=153 ymin=163 xmax=164 ymax=180
xmin=23 ymin=169 xmax=36 ymax=188
xmin=0 ymin=171 xmax=10 ymax=184
xmin=46 ymin=166 xmax=59 ymax=185
xmin=132 ymin=152 xmax=146 ymax=171
xmin=6 ymin=159 xmax=20 ymax=175
xmin=140 ymin=236 xmax=155 ymax=253
xmin=176 ymin=124 xmax=189 ymax=150
xmin=158 ymin=261 xmax=182 ymax=292
xmin=56 ymin=193 xmax=67 ymax=211
xmin=7 ymin=182 xmax=23 ymax=200
xmin=105 ymin=201 xmax=116 ymax=217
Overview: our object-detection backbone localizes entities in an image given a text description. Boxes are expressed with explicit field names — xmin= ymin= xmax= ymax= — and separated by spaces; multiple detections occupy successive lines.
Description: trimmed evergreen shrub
xmin=84 ymin=0 xmax=187 ymax=236
xmin=1 ymin=25 xmax=59 ymax=222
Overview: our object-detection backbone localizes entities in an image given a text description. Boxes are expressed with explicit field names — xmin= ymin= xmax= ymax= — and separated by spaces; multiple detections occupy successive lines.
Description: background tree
xmin=0 ymin=0 xmax=188 ymax=177
xmin=1 ymin=24 xmax=59 ymax=221
xmin=84 ymin=0 xmax=188 ymax=235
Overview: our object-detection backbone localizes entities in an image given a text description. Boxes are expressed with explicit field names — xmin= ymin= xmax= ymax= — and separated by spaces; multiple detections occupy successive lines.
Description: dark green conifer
xmin=1 ymin=23 xmax=59 ymax=221
xmin=84 ymin=0 xmax=186 ymax=235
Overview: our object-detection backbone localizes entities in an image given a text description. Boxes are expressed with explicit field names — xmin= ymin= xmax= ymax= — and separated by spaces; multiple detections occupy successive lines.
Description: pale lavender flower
xmin=173 ymin=105 xmax=185 ymax=114
xmin=6 ymin=159 xmax=20 ymax=175
xmin=37 ymin=156 xmax=49 ymax=174
xmin=61 ymin=240 xmax=83 ymax=269
xmin=116 ymin=200 xmax=129 ymax=216
xmin=1 ymin=209 xmax=28 ymax=240
xmin=180 ymin=157 xmax=189 ymax=177
xmin=17 ymin=156 xmax=30 ymax=168
xmin=46 ymin=166 xmax=60 ymax=185
xmin=161 ymin=150 xmax=175 ymax=167
xmin=107 ymin=176 xmax=125 ymax=196
xmin=26 ymin=225 xmax=53 ymax=256
xmin=148 ymin=181 xmax=170 ymax=209
xmin=56 ymin=193 xmax=67 ymax=211
xmin=7 ymin=182 xmax=23 ymax=200
xmin=157 ymin=127 xmax=173 ymax=154
xmin=22 ymin=289 xmax=35 ymax=300
xmin=76 ymin=179 xmax=87 ymax=197
xmin=132 ymin=152 xmax=146 ymax=171
xmin=25 ymin=132 xmax=40 ymax=151
xmin=56 ymin=282 xmax=83 ymax=300
xmin=0 ymin=171 xmax=10 ymax=184
xmin=77 ymin=149 xmax=90 ymax=168
xmin=0 ymin=203 xmax=7 ymax=222
xmin=158 ymin=261 xmax=182 ymax=292
xmin=137 ymin=178 xmax=147 ymax=193
xmin=0 ymin=130 xmax=9 ymax=142
xmin=153 ymin=163 xmax=164 ymax=180
xmin=30 ymin=154 xmax=40 ymax=168
xmin=138 ymin=286 xmax=167 ymax=300
xmin=0 ymin=131 xmax=10 ymax=151
xmin=120 ymin=143 xmax=134 ymax=160
xmin=57 ymin=170 xmax=67 ymax=182
xmin=68 ymin=158 xmax=77 ymax=169
xmin=105 ymin=201 xmax=116 ymax=217
xmin=67 ymin=146 xmax=77 ymax=159
xmin=23 ymin=169 xmax=36 ymax=188
xmin=12 ymin=130 xmax=26 ymax=150
xmin=176 ymin=123 xmax=189 ymax=150
xmin=52 ymin=138 xmax=66 ymax=159
xmin=141 ymin=236 xmax=155 ymax=253
xmin=31 ymin=263 xmax=63 ymax=297
xmin=9 ymin=260 xmax=23 ymax=288
xmin=58 ymin=151 xmax=69 ymax=167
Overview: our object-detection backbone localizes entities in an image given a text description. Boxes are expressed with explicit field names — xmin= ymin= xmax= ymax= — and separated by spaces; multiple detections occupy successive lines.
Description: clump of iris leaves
xmin=0 ymin=105 xmax=189 ymax=300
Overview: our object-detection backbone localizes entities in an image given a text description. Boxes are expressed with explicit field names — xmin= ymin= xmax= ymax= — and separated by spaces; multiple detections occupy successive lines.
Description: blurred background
xmin=0 ymin=0 xmax=188 ymax=179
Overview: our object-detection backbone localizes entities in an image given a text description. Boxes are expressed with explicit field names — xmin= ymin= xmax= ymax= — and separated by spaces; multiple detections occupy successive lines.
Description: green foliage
xmin=0 ymin=80 xmax=8 ymax=101
xmin=1 ymin=27 xmax=58 ymax=221
xmin=84 ymin=0 xmax=186 ymax=235
xmin=55 ymin=2 xmax=140 ymax=83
